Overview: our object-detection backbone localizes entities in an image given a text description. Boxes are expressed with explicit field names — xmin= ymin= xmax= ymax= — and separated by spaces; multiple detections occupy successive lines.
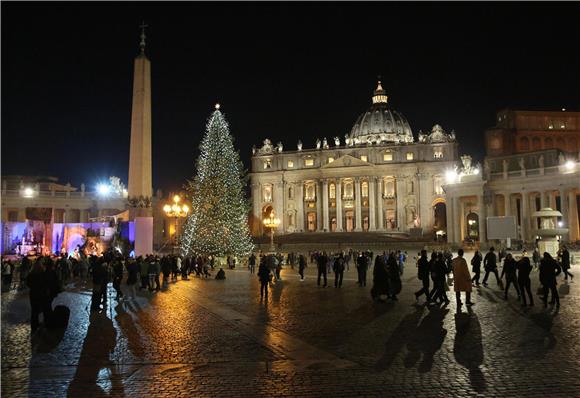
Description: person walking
xmin=138 ymin=256 xmax=148 ymax=291
xmin=249 ymin=253 xmax=257 ymax=275
xmin=386 ymin=252 xmax=402 ymax=301
xmin=371 ymin=254 xmax=389 ymax=302
xmin=430 ymin=252 xmax=450 ymax=305
xmin=532 ymin=248 xmax=541 ymax=269
xmin=482 ymin=247 xmax=501 ymax=287
xmin=501 ymin=253 xmax=520 ymax=300
xmin=126 ymin=257 xmax=138 ymax=300
xmin=471 ymin=250 xmax=482 ymax=286
xmin=298 ymin=254 xmax=306 ymax=281
xmin=539 ymin=252 xmax=561 ymax=307
xmin=258 ymin=257 xmax=271 ymax=300
xmin=414 ymin=250 xmax=431 ymax=303
xmin=147 ymin=257 xmax=157 ymax=292
xmin=561 ymin=246 xmax=574 ymax=281
xmin=452 ymin=249 xmax=474 ymax=307
xmin=1 ymin=259 xmax=14 ymax=292
xmin=356 ymin=253 xmax=367 ymax=286
xmin=27 ymin=260 xmax=52 ymax=332
xmin=517 ymin=256 xmax=534 ymax=306
xmin=333 ymin=253 xmax=345 ymax=288
xmin=112 ymin=257 xmax=124 ymax=301
xmin=316 ymin=252 xmax=328 ymax=287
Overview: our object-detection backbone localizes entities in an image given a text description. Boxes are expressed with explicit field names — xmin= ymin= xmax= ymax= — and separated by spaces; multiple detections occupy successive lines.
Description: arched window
xmin=288 ymin=186 xmax=294 ymax=199
xmin=361 ymin=181 xmax=369 ymax=197
xmin=305 ymin=183 xmax=316 ymax=201
xmin=384 ymin=177 xmax=396 ymax=198
xmin=263 ymin=184 xmax=273 ymax=202
xmin=545 ymin=137 xmax=554 ymax=149
xmin=519 ymin=136 xmax=530 ymax=151
xmin=532 ymin=136 xmax=541 ymax=151
xmin=329 ymin=183 xmax=336 ymax=199
xmin=344 ymin=180 xmax=354 ymax=199
xmin=433 ymin=175 xmax=444 ymax=195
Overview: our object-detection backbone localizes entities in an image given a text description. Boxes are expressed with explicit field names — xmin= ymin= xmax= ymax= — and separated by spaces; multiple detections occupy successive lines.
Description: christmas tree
xmin=180 ymin=105 xmax=254 ymax=258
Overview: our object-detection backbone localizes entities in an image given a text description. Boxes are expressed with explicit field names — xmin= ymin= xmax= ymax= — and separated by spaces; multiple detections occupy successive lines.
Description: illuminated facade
xmin=249 ymin=81 xmax=461 ymax=239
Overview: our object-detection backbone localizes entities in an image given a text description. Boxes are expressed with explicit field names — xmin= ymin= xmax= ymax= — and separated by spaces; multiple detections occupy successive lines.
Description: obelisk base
xmin=134 ymin=216 xmax=153 ymax=256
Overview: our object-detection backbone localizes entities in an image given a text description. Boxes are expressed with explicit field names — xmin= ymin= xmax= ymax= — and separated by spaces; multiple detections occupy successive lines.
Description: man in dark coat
xmin=414 ymin=250 xmax=431 ymax=303
xmin=27 ymin=260 xmax=51 ymax=332
xmin=561 ymin=246 xmax=573 ymax=281
xmin=248 ymin=253 xmax=257 ymax=275
xmin=500 ymin=253 xmax=520 ymax=300
xmin=258 ymin=257 xmax=271 ymax=300
xmin=482 ymin=247 xmax=501 ymax=287
xmin=371 ymin=254 xmax=389 ymax=301
xmin=298 ymin=254 xmax=306 ymax=281
xmin=387 ymin=253 xmax=402 ymax=301
xmin=470 ymin=250 xmax=483 ymax=286
xmin=316 ymin=252 xmax=328 ymax=287
xmin=539 ymin=252 xmax=561 ymax=307
xmin=333 ymin=254 xmax=345 ymax=288
xmin=517 ymin=256 xmax=534 ymax=306
xmin=357 ymin=253 xmax=368 ymax=287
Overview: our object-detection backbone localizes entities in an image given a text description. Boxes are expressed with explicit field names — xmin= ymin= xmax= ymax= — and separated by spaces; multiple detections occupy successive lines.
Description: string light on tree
xmin=180 ymin=105 xmax=254 ymax=258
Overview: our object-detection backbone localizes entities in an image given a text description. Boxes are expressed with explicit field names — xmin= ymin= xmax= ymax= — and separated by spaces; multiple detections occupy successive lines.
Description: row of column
xmin=315 ymin=177 xmax=391 ymax=232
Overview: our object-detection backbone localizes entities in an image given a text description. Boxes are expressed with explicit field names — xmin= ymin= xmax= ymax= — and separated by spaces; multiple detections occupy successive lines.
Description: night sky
xmin=2 ymin=2 xmax=579 ymax=192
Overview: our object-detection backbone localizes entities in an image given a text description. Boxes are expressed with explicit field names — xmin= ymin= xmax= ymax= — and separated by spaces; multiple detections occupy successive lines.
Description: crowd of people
xmin=1 ymin=242 xmax=574 ymax=332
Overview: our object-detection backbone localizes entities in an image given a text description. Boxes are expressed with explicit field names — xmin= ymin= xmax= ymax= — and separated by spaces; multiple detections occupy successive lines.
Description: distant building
xmin=446 ymin=109 xmax=580 ymax=246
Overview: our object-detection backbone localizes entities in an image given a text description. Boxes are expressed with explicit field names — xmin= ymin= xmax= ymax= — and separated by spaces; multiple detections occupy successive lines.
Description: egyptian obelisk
xmin=128 ymin=23 xmax=153 ymax=256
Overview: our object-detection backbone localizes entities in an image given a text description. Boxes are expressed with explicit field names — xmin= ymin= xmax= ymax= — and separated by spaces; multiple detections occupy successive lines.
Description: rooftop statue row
xmin=252 ymin=124 xmax=456 ymax=156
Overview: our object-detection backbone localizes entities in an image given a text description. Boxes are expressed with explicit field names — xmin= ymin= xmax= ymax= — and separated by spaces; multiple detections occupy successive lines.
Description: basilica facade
xmin=249 ymin=82 xmax=580 ymax=247
xmin=249 ymin=81 xmax=464 ymax=239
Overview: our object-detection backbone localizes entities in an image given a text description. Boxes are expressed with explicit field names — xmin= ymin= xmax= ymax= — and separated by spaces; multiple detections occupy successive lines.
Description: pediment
xmin=321 ymin=154 xmax=374 ymax=169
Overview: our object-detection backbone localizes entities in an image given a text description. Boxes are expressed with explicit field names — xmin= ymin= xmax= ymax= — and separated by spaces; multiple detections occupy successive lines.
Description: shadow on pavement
xmin=405 ymin=305 xmax=449 ymax=373
xmin=67 ymin=312 xmax=123 ymax=397
xmin=453 ymin=311 xmax=486 ymax=393
xmin=374 ymin=304 xmax=428 ymax=372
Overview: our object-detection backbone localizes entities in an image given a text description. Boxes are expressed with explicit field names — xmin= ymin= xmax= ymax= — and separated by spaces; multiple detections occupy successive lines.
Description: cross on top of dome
xmin=372 ymin=77 xmax=388 ymax=104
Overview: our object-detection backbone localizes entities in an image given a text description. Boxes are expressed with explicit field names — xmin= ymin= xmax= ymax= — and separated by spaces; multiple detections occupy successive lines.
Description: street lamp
xmin=163 ymin=194 xmax=189 ymax=252
xmin=263 ymin=210 xmax=280 ymax=252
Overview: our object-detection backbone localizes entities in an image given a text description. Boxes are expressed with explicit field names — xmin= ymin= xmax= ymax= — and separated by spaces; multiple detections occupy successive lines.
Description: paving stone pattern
xmin=2 ymin=255 xmax=580 ymax=397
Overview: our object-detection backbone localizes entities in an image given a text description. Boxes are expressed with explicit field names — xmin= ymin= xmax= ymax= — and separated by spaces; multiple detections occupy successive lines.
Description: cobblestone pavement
xmin=2 ymin=253 xmax=580 ymax=397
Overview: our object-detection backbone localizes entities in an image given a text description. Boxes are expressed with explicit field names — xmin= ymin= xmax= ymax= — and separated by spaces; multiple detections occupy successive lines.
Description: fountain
xmin=532 ymin=208 xmax=568 ymax=257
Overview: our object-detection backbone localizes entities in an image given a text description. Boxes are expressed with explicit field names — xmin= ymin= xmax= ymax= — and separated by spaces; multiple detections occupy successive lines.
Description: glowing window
xmin=362 ymin=181 xmax=369 ymax=197
xmin=329 ymin=183 xmax=336 ymax=199
xmin=263 ymin=184 xmax=273 ymax=202
xmin=328 ymin=157 xmax=334 ymax=163
xmin=263 ymin=160 xmax=272 ymax=169
xmin=433 ymin=148 xmax=443 ymax=159
xmin=406 ymin=152 xmax=414 ymax=160
xmin=360 ymin=155 xmax=368 ymax=162
xmin=305 ymin=158 xmax=314 ymax=167
xmin=343 ymin=180 xmax=354 ymax=199
xmin=384 ymin=177 xmax=396 ymax=198
xmin=305 ymin=183 xmax=316 ymax=200
xmin=287 ymin=160 xmax=294 ymax=168
xmin=383 ymin=152 xmax=393 ymax=161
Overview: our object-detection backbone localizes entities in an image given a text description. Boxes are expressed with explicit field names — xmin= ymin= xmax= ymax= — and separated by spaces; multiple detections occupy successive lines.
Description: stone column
xmin=521 ymin=192 xmax=529 ymax=242
xmin=369 ymin=177 xmax=376 ymax=231
xmin=251 ymin=182 xmax=262 ymax=235
xmin=478 ymin=194 xmax=487 ymax=243
xmin=354 ymin=178 xmax=362 ymax=231
xmin=80 ymin=209 xmax=89 ymax=223
xmin=540 ymin=191 xmax=547 ymax=209
xmin=560 ymin=189 xmax=569 ymax=241
xmin=396 ymin=177 xmax=405 ymax=231
xmin=63 ymin=209 xmax=70 ymax=224
xmin=17 ymin=207 xmax=26 ymax=222
xmin=448 ymin=196 xmax=456 ymax=243
xmin=376 ymin=178 xmax=384 ymax=230
xmin=336 ymin=180 xmax=343 ymax=232
xmin=274 ymin=182 xmax=284 ymax=232
xmin=547 ymin=191 xmax=555 ymax=209
xmin=316 ymin=180 xmax=322 ymax=231
xmin=569 ymin=190 xmax=579 ymax=241
xmin=322 ymin=179 xmax=329 ymax=232
xmin=459 ymin=199 xmax=465 ymax=243
xmin=504 ymin=193 xmax=511 ymax=216
xmin=296 ymin=182 xmax=304 ymax=232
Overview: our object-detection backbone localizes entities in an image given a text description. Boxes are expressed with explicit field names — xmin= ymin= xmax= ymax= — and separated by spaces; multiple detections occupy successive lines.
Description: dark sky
xmin=3 ymin=2 xmax=579 ymax=192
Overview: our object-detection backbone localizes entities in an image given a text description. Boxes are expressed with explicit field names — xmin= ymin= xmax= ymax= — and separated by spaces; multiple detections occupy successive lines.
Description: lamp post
xmin=263 ymin=210 xmax=280 ymax=252
xmin=163 ymin=194 xmax=189 ymax=253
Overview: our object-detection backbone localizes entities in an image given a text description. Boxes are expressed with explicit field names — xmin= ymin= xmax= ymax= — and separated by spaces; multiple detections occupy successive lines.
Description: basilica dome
xmin=347 ymin=81 xmax=413 ymax=145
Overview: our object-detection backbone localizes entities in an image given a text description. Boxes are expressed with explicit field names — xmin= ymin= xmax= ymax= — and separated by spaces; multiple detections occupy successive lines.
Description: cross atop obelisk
xmin=128 ymin=24 xmax=153 ymax=255
xmin=139 ymin=21 xmax=148 ymax=54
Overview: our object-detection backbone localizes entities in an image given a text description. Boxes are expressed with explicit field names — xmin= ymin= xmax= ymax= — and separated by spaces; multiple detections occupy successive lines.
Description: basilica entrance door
xmin=307 ymin=212 xmax=317 ymax=232
xmin=345 ymin=211 xmax=354 ymax=232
